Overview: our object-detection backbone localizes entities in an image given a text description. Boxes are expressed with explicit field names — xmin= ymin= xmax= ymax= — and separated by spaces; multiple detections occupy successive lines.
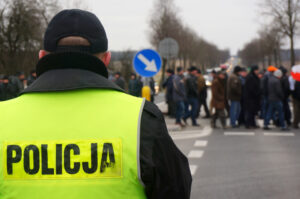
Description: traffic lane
xmin=191 ymin=129 xmax=300 ymax=199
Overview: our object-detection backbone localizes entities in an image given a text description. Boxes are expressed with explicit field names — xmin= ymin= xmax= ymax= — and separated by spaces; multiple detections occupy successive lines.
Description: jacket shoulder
xmin=143 ymin=101 xmax=164 ymax=121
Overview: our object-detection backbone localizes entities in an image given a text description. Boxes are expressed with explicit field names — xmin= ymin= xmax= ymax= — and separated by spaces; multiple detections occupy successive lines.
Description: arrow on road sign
xmin=137 ymin=54 xmax=158 ymax=72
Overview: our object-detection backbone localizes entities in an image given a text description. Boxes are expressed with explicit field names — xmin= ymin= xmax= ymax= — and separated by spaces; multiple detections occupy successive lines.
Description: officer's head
xmin=39 ymin=9 xmax=111 ymax=67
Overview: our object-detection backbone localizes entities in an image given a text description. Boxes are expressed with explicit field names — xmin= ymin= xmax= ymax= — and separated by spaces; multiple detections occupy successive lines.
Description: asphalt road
xmin=171 ymin=122 xmax=300 ymax=199
xmin=156 ymin=91 xmax=300 ymax=199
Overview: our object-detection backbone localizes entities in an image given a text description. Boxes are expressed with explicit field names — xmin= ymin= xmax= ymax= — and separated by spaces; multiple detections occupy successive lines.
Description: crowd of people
xmin=163 ymin=65 xmax=300 ymax=131
xmin=1 ymin=70 xmax=153 ymax=101
xmin=0 ymin=70 xmax=37 ymax=101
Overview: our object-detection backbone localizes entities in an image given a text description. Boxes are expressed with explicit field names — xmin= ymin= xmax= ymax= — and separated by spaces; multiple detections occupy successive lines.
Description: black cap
xmin=188 ymin=66 xmax=197 ymax=72
xmin=233 ymin=65 xmax=242 ymax=74
xmin=177 ymin=67 xmax=183 ymax=73
xmin=166 ymin=69 xmax=174 ymax=74
xmin=44 ymin=9 xmax=108 ymax=53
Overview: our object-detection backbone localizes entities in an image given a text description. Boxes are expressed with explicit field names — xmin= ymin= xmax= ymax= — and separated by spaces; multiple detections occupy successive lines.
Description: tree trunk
xmin=290 ymin=35 xmax=295 ymax=67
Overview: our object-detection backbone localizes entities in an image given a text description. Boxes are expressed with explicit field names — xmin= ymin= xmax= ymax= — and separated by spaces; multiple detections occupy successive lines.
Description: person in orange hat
xmin=267 ymin=66 xmax=278 ymax=72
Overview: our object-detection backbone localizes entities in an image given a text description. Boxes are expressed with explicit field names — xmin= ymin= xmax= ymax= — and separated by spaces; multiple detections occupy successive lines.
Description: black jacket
xmin=244 ymin=71 xmax=261 ymax=112
xmin=162 ymin=75 xmax=174 ymax=102
xmin=185 ymin=74 xmax=198 ymax=98
xmin=21 ymin=52 xmax=192 ymax=199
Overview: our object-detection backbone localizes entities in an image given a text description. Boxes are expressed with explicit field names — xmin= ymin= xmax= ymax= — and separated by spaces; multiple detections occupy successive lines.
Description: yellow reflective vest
xmin=0 ymin=89 xmax=147 ymax=199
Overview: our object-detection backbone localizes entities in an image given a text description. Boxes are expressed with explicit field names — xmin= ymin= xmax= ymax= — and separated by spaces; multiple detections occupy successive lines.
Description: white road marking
xmin=264 ymin=132 xmax=295 ymax=137
xmin=189 ymin=165 xmax=198 ymax=176
xmin=156 ymin=101 xmax=166 ymax=107
xmin=172 ymin=126 xmax=212 ymax=140
xmin=194 ymin=140 xmax=208 ymax=147
xmin=224 ymin=132 xmax=255 ymax=136
xmin=188 ymin=150 xmax=204 ymax=158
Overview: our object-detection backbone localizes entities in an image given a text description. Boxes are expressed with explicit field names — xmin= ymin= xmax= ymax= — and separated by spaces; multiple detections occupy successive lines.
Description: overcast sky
xmin=63 ymin=0 xmax=263 ymax=55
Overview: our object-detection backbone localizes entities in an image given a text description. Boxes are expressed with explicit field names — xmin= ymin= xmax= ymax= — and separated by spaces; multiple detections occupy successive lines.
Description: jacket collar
xmin=22 ymin=52 xmax=123 ymax=94
xmin=36 ymin=52 xmax=108 ymax=78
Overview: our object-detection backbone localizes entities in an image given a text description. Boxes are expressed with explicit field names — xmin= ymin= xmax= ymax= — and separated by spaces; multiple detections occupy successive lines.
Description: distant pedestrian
xmin=211 ymin=71 xmax=227 ymax=129
xmin=173 ymin=67 xmax=186 ymax=127
xmin=244 ymin=65 xmax=261 ymax=129
xmin=264 ymin=70 xmax=288 ymax=131
xmin=184 ymin=66 xmax=199 ymax=126
xmin=197 ymin=69 xmax=210 ymax=118
xmin=113 ymin=72 xmax=125 ymax=89
xmin=290 ymin=65 xmax=300 ymax=129
xmin=238 ymin=68 xmax=247 ymax=126
xmin=227 ymin=66 xmax=242 ymax=128
xmin=292 ymin=81 xmax=300 ymax=129
xmin=280 ymin=66 xmax=292 ymax=126
xmin=128 ymin=73 xmax=141 ymax=97
xmin=220 ymin=65 xmax=230 ymax=117
xmin=27 ymin=69 xmax=37 ymax=86
xmin=261 ymin=66 xmax=278 ymax=119
xmin=163 ymin=69 xmax=175 ymax=117
xmin=0 ymin=75 xmax=15 ymax=101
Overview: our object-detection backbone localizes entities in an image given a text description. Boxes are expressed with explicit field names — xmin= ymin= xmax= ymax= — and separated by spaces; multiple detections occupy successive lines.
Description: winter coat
xmin=211 ymin=77 xmax=226 ymax=109
xmin=27 ymin=75 xmax=37 ymax=86
xmin=185 ymin=74 xmax=198 ymax=98
xmin=198 ymin=75 xmax=207 ymax=101
xmin=262 ymin=72 xmax=271 ymax=98
xmin=0 ymin=83 xmax=15 ymax=101
xmin=227 ymin=73 xmax=242 ymax=101
xmin=114 ymin=77 xmax=125 ymax=89
xmin=292 ymin=81 xmax=300 ymax=100
xmin=268 ymin=75 xmax=284 ymax=102
xmin=163 ymin=75 xmax=174 ymax=102
xmin=197 ymin=75 xmax=206 ymax=93
xmin=281 ymin=75 xmax=290 ymax=99
xmin=128 ymin=79 xmax=141 ymax=97
xmin=244 ymin=72 xmax=261 ymax=113
xmin=172 ymin=74 xmax=186 ymax=102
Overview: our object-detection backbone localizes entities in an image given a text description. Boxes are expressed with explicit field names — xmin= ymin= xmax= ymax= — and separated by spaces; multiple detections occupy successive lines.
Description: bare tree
xmin=264 ymin=0 xmax=300 ymax=67
xmin=149 ymin=0 xmax=230 ymax=76
xmin=0 ymin=0 xmax=59 ymax=74
xmin=239 ymin=24 xmax=283 ymax=68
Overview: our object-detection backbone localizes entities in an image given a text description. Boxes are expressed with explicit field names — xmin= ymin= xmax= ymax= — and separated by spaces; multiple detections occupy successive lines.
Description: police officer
xmin=0 ymin=9 xmax=191 ymax=199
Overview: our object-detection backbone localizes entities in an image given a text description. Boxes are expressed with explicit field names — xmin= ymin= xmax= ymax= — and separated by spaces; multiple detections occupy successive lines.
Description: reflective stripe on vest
xmin=0 ymin=89 xmax=147 ymax=199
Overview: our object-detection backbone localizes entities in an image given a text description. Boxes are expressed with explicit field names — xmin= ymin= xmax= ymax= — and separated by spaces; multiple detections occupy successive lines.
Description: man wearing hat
xmin=0 ymin=9 xmax=191 ymax=199
xmin=263 ymin=69 xmax=288 ymax=131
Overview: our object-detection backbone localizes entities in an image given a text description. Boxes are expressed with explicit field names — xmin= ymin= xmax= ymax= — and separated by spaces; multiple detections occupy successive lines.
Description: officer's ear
xmin=39 ymin=50 xmax=48 ymax=59
xmin=99 ymin=51 xmax=111 ymax=67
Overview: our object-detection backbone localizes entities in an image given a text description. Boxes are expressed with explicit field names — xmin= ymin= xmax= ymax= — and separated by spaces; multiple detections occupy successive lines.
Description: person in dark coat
xmin=291 ymin=79 xmax=300 ymax=129
xmin=163 ymin=69 xmax=175 ymax=117
xmin=173 ymin=67 xmax=186 ymax=127
xmin=211 ymin=71 xmax=227 ymax=128
xmin=279 ymin=66 xmax=292 ymax=126
xmin=263 ymin=70 xmax=288 ymax=130
xmin=27 ymin=70 xmax=37 ymax=86
xmin=238 ymin=68 xmax=247 ymax=126
xmin=128 ymin=73 xmax=141 ymax=97
xmin=244 ymin=65 xmax=261 ymax=129
xmin=183 ymin=66 xmax=199 ymax=126
xmin=0 ymin=75 xmax=15 ymax=101
xmin=113 ymin=72 xmax=125 ymax=89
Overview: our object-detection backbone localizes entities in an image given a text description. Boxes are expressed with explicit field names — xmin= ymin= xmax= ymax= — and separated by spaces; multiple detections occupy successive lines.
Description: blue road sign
xmin=133 ymin=49 xmax=162 ymax=77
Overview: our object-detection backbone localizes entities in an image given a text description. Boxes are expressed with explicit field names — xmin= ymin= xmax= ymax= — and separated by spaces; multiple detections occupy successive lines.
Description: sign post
xmin=133 ymin=49 xmax=162 ymax=101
